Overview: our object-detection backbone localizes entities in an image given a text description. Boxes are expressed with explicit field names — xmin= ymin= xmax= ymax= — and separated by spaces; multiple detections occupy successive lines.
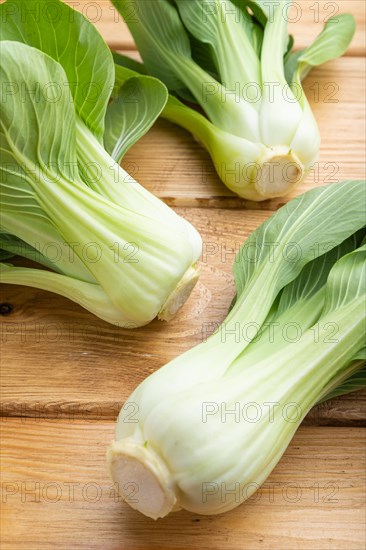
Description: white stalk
xmin=107 ymin=300 xmax=364 ymax=517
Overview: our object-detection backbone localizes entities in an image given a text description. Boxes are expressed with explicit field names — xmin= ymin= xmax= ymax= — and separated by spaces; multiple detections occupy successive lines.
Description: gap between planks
xmin=1 ymin=392 xmax=366 ymax=425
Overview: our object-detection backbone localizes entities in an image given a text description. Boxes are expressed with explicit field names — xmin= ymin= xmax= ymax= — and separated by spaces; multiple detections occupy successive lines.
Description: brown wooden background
xmin=1 ymin=1 xmax=365 ymax=548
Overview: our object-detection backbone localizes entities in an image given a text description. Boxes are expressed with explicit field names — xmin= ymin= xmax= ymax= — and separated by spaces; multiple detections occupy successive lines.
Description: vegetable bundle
xmin=112 ymin=0 xmax=355 ymax=200
xmin=108 ymin=180 xmax=366 ymax=518
xmin=0 ymin=0 xmax=202 ymax=326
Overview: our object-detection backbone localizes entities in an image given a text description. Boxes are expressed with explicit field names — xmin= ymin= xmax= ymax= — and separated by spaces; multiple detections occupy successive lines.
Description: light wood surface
xmin=1 ymin=0 xmax=365 ymax=548
xmin=1 ymin=421 xmax=365 ymax=550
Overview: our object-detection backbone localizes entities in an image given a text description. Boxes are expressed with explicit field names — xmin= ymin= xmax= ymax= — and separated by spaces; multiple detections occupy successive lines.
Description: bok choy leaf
xmin=111 ymin=0 xmax=356 ymax=200
xmin=0 ymin=1 xmax=202 ymax=326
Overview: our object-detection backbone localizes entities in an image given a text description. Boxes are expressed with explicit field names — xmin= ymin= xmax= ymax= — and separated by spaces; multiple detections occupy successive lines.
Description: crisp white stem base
xmin=255 ymin=147 xmax=304 ymax=199
xmin=158 ymin=265 xmax=200 ymax=322
xmin=107 ymin=439 xmax=178 ymax=520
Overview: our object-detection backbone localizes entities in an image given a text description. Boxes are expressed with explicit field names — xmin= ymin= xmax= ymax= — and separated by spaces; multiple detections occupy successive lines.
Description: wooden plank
xmin=1 ymin=208 xmax=365 ymax=423
xmin=1 ymin=421 xmax=365 ymax=549
xmin=118 ymin=57 xmax=365 ymax=208
xmin=66 ymin=0 xmax=365 ymax=56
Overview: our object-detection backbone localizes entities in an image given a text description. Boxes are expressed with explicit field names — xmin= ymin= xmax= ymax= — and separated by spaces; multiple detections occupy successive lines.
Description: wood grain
xmin=1 ymin=207 xmax=364 ymax=423
xmin=67 ymin=0 xmax=366 ymax=56
xmin=1 ymin=420 xmax=365 ymax=550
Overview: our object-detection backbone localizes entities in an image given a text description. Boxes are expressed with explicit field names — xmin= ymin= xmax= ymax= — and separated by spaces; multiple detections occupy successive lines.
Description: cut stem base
xmin=158 ymin=265 xmax=200 ymax=322
xmin=107 ymin=439 xmax=178 ymax=520
xmin=255 ymin=147 xmax=305 ymax=199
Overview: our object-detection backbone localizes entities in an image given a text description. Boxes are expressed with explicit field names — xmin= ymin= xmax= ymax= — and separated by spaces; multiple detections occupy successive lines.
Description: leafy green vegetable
xmin=113 ymin=51 xmax=148 ymax=75
xmin=107 ymin=180 xmax=366 ymax=518
xmin=227 ymin=233 xmax=362 ymax=377
xmin=0 ymin=0 xmax=113 ymax=142
xmin=0 ymin=2 xmax=202 ymax=326
xmin=105 ymin=66 xmax=168 ymax=163
xmin=112 ymin=0 xmax=356 ymax=200
xmin=0 ymin=0 xmax=169 ymax=187
xmin=286 ymin=14 xmax=357 ymax=85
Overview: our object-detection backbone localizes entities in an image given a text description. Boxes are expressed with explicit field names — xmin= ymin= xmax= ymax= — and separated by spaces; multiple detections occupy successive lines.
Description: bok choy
xmin=112 ymin=0 xmax=356 ymax=200
xmin=0 ymin=0 xmax=202 ymax=326
xmin=107 ymin=180 xmax=366 ymax=518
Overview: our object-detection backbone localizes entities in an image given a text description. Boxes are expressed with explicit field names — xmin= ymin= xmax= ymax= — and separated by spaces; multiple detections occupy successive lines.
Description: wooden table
xmin=1 ymin=1 xmax=365 ymax=548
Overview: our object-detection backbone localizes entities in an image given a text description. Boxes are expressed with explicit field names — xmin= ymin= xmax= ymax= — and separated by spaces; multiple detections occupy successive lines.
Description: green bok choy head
xmin=107 ymin=180 xmax=366 ymax=518
xmin=0 ymin=0 xmax=202 ymax=326
xmin=111 ymin=0 xmax=356 ymax=200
